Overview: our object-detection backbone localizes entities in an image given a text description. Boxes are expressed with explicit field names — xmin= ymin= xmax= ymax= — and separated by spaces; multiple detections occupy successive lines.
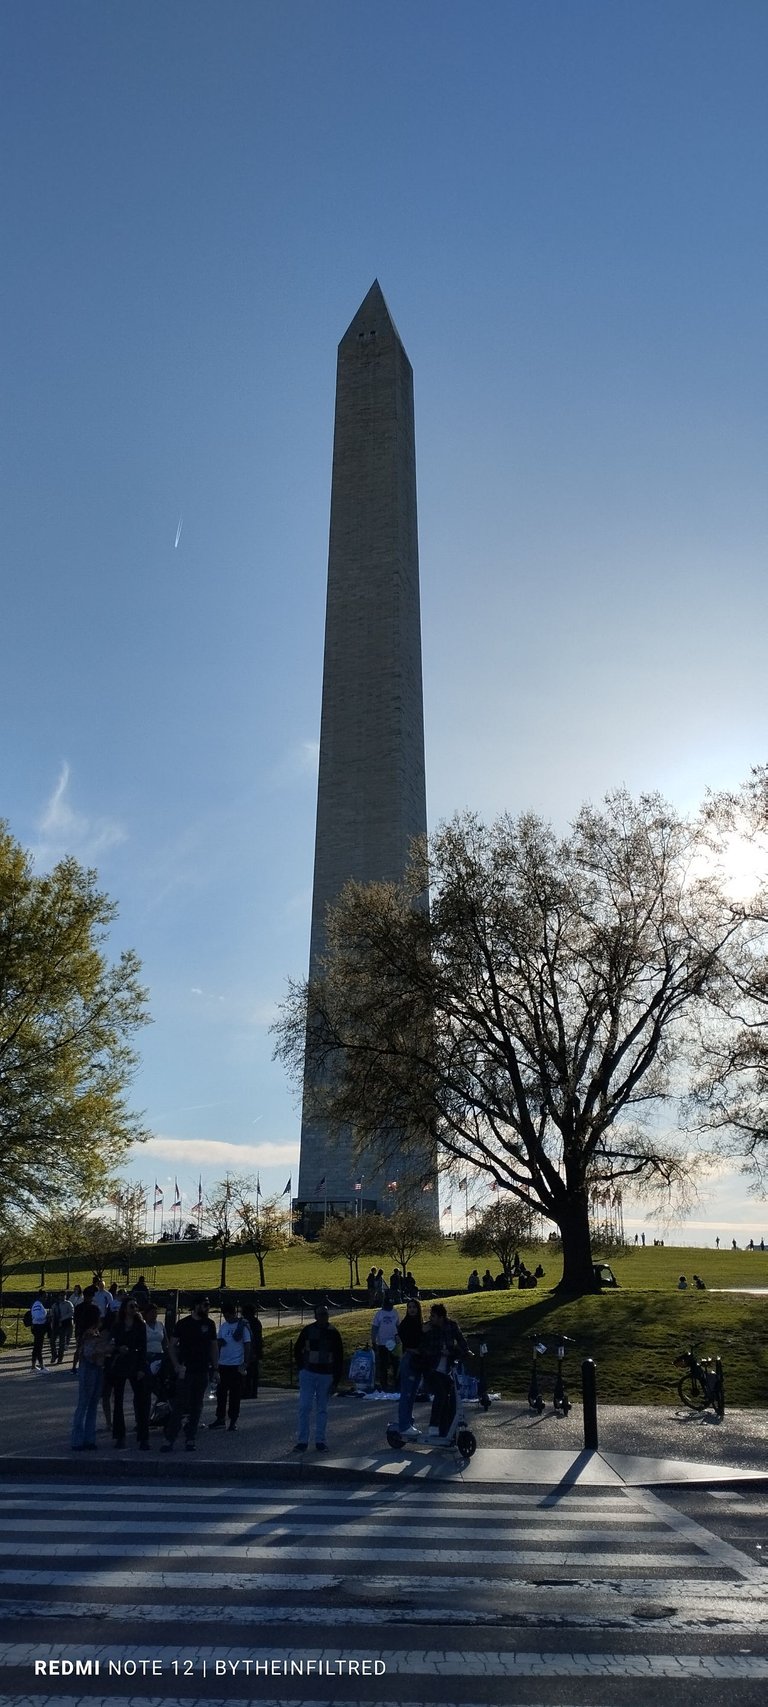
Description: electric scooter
xmin=527 ymin=1337 xmax=548 ymax=1413
xmin=386 ymin=1362 xmax=477 ymax=1462
xmin=552 ymin=1334 xmax=573 ymax=1416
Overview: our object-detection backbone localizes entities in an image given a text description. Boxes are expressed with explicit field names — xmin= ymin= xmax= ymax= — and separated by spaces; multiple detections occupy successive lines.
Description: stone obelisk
xmin=297 ymin=281 xmax=431 ymax=1226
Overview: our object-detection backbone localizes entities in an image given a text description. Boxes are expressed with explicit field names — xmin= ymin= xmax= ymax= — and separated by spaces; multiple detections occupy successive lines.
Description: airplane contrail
xmin=174 ymin=516 xmax=183 ymax=549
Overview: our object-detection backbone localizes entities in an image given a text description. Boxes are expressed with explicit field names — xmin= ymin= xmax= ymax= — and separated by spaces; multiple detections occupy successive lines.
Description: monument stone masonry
xmin=295 ymin=282 xmax=437 ymax=1233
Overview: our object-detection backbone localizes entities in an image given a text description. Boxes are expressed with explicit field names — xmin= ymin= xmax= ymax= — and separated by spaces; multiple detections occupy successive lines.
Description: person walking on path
xmin=371 ymin=1300 xmax=400 ymax=1392
xmin=293 ymin=1305 xmax=344 ymax=1453
xmin=209 ymin=1299 xmax=251 ymax=1431
xmin=71 ymin=1306 xmax=112 ymax=1450
xmin=29 ymin=1294 xmax=49 ymax=1372
xmin=240 ymin=1305 xmax=263 ymax=1399
xmin=110 ymin=1299 xmax=150 ymax=1450
xmin=396 ymin=1297 xmax=425 ymax=1438
xmin=161 ymin=1298 xmax=218 ymax=1453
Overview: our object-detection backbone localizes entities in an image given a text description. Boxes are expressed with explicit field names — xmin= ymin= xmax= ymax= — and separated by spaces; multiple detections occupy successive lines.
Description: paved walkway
xmin=1 ymin=1356 xmax=766 ymax=1487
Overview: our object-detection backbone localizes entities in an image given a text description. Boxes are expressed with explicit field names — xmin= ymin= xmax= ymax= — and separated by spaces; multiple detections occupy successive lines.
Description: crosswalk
xmin=0 ymin=1476 xmax=765 ymax=1704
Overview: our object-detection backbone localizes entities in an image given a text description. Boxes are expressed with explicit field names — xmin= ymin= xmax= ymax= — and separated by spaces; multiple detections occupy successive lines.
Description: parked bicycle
xmin=674 ymin=1346 xmax=725 ymax=1417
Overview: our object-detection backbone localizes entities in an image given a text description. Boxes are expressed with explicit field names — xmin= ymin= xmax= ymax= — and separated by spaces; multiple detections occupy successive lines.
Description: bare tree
xmin=204 ymin=1176 xmax=240 ymax=1290
xmin=376 ymin=1206 xmax=443 ymax=1277
xmin=692 ymin=768 xmax=768 ymax=1187
xmin=232 ymin=1186 xmax=293 ymax=1288
xmin=276 ymin=792 xmax=740 ymax=1292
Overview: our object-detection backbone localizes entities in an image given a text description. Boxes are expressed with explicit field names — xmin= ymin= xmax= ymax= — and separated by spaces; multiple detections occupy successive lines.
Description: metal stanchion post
xmin=582 ymin=1357 xmax=598 ymax=1449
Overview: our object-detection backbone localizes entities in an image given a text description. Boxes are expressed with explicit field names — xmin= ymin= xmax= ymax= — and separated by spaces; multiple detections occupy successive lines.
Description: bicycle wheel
xmin=677 ymin=1374 xmax=708 ymax=1411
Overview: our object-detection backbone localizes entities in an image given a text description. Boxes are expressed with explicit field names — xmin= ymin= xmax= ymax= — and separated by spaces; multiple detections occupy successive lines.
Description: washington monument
xmin=296 ymin=281 xmax=433 ymax=1227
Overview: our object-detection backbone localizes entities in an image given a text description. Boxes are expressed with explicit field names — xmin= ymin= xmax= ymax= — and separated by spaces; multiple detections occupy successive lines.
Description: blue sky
xmin=2 ymin=3 xmax=767 ymax=1243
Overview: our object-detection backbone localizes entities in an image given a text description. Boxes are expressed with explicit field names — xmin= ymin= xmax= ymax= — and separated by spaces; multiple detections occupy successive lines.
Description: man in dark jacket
xmin=423 ymin=1303 xmax=471 ymax=1442
xmin=293 ymin=1305 xmax=344 ymax=1453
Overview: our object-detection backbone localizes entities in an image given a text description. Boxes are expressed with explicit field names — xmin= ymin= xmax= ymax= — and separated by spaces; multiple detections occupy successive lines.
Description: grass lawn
xmin=8 ymin=1235 xmax=768 ymax=1295
xmin=4 ymin=1239 xmax=766 ymax=1406
xmin=261 ymin=1287 xmax=768 ymax=1408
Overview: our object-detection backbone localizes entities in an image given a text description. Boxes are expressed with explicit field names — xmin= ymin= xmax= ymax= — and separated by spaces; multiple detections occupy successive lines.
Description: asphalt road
xmin=0 ymin=1474 xmax=766 ymax=1706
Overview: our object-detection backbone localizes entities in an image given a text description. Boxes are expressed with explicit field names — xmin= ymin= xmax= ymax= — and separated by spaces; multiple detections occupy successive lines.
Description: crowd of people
xmin=22 ymin=1277 xmax=263 ymax=1453
xmin=293 ymin=1296 xmax=472 ymax=1450
xmin=466 ymin=1256 xmax=544 ymax=1292
xmin=26 ymin=1271 xmax=478 ymax=1458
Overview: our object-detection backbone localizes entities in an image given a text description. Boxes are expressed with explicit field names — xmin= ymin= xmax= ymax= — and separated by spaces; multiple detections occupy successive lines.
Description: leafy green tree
xmin=317 ymin=1212 xmax=383 ymax=1287
xmin=0 ymin=1209 xmax=30 ymax=1299
xmin=30 ymin=1199 xmax=113 ymax=1289
xmin=276 ymin=792 xmax=740 ymax=1293
xmin=0 ymin=825 xmax=151 ymax=1218
xmin=460 ymin=1198 xmax=529 ymax=1278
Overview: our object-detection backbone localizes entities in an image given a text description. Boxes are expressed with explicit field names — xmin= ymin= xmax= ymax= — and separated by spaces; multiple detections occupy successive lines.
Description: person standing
xmin=371 ymin=1300 xmax=400 ymax=1392
xmin=71 ymin=1306 xmax=111 ymax=1450
xmin=209 ymin=1300 xmax=251 ymax=1432
xmin=161 ymin=1298 xmax=218 ymax=1453
xmin=395 ymin=1297 xmax=425 ymax=1439
xmin=111 ymin=1299 xmax=150 ymax=1450
xmin=92 ymin=1278 xmax=112 ymax=1320
xmin=142 ymin=1301 xmax=171 ymax=1410
xmin=423 ymin=1303 xmax=471 ymax=1442
xmin=72 ymin=1285 xmax=96 ymax=1371
xmin=240 ymin=1305 xmax=263 ymax=1399
xmin=50 ymin=1293 xmax=75 ymax=1364
xmin=292 ymin=1305 xmax=344 ymax=1452
xmin=29 ymin=1294 xmax=49 ymax=1372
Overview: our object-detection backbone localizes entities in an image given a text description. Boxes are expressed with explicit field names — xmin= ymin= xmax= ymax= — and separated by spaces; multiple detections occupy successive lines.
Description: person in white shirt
xmin=29 ymin=1295 xmax=49 ymax=1371
xmin=210 ymin=1300 xmax=251 ymax=1432
xmin=92 ymin=1283 xmax=112 ymax=1319
xmin=371 ymin=1303 xmax=401 ymax=1392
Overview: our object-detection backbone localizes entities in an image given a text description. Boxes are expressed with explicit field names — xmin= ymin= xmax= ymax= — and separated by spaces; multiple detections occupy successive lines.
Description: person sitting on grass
xmin=677 ymin=1275 xmax=688 ymax=1290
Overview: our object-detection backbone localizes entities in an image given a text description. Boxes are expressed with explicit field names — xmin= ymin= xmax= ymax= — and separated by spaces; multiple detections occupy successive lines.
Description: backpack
xmin=348 ymin=1346 xmax=376 ymax=1392
xmin=23 ymin=1310 xmax=33 ymax=1328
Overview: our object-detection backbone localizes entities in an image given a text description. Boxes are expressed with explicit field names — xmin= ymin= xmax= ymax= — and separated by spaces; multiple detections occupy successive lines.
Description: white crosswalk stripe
xmin=0 ymin=1477 xmax=765 ymax=1703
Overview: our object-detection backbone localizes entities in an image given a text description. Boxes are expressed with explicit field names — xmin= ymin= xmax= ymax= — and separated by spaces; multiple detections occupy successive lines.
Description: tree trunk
xmin=348 ymin=1257 xmax=354 ymax=1287
xmin=219 ymin=1244 xmax=228 ymax=1289
xmin=257 ymin=1255 xmax=266 ymax=1286
xmin=555 ymin=1193 xmax=596 ymax=1293
xmin=354 ymin=1256 xmax=360 ymax=1284
xmin=39 ymin=1262 xmax=46 ymax=1288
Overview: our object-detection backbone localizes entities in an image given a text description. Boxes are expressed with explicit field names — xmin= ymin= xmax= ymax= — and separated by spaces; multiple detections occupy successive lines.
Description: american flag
xmin=172 ymin=1179 xmax=182 ymax=1210
xmin=153 ymin=1182 xmax=163 ymax=1210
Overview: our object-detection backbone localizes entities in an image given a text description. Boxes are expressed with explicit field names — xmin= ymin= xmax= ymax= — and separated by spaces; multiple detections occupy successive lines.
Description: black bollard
xmin=582 ymin=1357 xmax=598 ymax=1450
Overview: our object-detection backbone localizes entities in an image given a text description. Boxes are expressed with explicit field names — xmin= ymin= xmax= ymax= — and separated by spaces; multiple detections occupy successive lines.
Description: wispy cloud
xmin=143 ymin=1135 xmax=297 ymax=1167
xmin=268 ymin=738 xmax=319 ymax=788
xmin=33 ymin=762 xmax=126 ymax=869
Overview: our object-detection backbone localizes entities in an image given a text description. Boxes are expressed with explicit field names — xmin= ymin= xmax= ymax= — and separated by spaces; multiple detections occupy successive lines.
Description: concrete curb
xmin=1 ymin=1450 xmax=766 ymax=1490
